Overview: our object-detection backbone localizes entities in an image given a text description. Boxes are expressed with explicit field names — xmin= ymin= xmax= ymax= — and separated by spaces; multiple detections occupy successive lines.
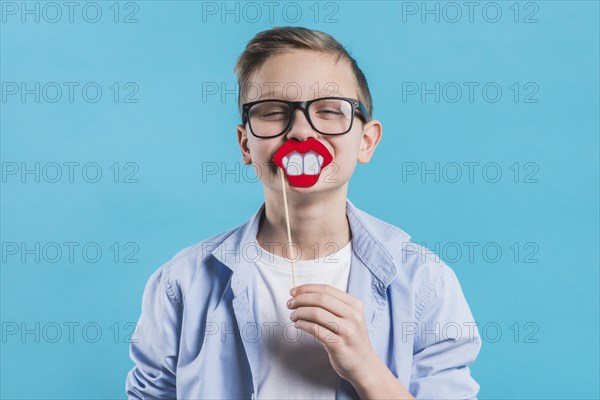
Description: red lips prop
xmin=272 ymin=138 xmax=333 ymax=188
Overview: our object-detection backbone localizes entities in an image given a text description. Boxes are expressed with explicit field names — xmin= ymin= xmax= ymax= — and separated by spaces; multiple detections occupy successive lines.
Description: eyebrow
xmin=251 ymin=94 xmax=357 ymax=102
xmin=246 ymin=86 xmax=358 ymax=102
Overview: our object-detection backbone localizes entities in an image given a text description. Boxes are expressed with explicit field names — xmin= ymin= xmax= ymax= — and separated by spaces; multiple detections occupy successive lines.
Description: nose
xmin=285 ymin=108 xmax=318 ymax=141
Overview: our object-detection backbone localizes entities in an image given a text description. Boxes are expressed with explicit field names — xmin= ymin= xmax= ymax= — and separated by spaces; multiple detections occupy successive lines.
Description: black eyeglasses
xmin=241 ymin=96 xmax=370 ymax=139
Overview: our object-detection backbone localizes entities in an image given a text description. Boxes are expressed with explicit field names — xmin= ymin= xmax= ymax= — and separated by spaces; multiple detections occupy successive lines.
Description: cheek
xmin=328 ymin=145 xmax=360 ymax=178
xmin=248 ymin=138 xmax=273 ymax=158
xmin=331 ymin=136 xmax=362 ymax=160
xmin=247 ymin=139 xmax=281 ymax=176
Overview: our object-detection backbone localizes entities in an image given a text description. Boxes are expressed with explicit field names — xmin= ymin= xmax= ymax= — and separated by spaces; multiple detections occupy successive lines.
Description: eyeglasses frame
xmin=241 ymin=96 xmax=370 ymax=139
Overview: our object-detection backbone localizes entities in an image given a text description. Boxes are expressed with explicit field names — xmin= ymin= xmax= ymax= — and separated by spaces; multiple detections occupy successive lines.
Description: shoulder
xmin=349 ymin=203 xmax=433 ymax=268
xmin=143 ymin=224 xmax=242 ymax=305
xmin=352 ymin=205 xmax=459 ymax=313
xmin=170 ymin=226 xmax=238 ymax=269
xmin=348 ymin=204 xmax=412 ymax=256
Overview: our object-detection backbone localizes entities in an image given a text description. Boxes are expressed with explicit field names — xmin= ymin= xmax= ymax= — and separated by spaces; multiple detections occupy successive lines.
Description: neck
xmin=257 ymin=185 xmax=352 ymax=261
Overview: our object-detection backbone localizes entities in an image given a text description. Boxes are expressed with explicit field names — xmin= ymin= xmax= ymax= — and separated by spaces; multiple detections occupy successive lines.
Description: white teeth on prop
xmin=282 ymin=150 xmax=324 ymax=176
xmin=287 ymin=154 xmax=303 ymax=176
xmin=303 ymin=153 xmax=319 ymax=175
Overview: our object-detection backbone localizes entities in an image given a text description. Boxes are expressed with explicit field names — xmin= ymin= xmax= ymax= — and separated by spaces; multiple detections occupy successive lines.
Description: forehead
xmin=247 ymin=50 xmax=358 ymax=102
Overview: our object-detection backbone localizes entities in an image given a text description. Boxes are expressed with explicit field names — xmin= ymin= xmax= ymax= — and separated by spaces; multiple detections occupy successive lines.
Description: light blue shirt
xmin=125 ymin=199 xmax=482 ymax=399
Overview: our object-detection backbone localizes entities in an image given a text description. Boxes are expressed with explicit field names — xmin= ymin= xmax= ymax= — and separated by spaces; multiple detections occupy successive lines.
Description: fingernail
xmin=290 ymin=287 xmax=297 ymax=296
xmin=287 ymin=299 xmax=294 ymax=307
xmin=290 ymin=311 xmax=295 ymax=320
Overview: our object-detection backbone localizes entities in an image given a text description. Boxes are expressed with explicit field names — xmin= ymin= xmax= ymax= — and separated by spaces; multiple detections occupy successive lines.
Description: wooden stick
xmin=279 ymin=168 xmax=297 ymax=288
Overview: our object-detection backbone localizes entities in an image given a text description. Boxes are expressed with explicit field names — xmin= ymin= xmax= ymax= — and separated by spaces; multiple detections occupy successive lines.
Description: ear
xmin=237 ymin=123 xmax=253 ymax=165
xmin=357 ymin=119 xmax=382 ymax=164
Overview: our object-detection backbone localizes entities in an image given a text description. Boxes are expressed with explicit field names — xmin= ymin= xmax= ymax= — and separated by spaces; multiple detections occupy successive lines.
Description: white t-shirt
xmin=254 ymin=239 xmax=353 ymax=399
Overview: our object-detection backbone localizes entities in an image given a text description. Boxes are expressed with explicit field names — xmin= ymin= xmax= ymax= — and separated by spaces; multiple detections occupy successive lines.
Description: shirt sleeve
xmin=125 ymin=263 xmax=182 ymax=399
xmin=409 ymin=263 xmax=482 ymax=400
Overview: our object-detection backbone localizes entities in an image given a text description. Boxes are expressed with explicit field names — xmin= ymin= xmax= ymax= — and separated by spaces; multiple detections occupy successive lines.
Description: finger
xmin=291 ymin=306 xmax=342 ymax=335
xmin=292 ymin=284 xmax=362 ymax=308
xmin=288 ymin=292 xmax=356 ymax=319
xmin=293 ymin=318 xmax=341 ymax=345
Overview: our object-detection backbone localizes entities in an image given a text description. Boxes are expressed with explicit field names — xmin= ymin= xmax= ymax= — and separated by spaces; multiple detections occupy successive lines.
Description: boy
xmin=126 ymin=26 xmax=481 ymax=399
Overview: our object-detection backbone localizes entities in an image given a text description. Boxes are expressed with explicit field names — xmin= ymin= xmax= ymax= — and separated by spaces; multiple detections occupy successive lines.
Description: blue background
xmin=1 ymin=1 xmax=598 ymax=398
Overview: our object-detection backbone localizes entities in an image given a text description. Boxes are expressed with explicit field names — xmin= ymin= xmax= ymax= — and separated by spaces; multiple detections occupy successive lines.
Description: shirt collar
xmin=210 ymin=198 xmax=409 ymax=298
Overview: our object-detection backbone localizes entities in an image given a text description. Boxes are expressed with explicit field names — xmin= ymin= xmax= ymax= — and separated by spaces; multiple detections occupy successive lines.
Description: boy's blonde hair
xmin=234 ymin=26 xmax=373 ymax=118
